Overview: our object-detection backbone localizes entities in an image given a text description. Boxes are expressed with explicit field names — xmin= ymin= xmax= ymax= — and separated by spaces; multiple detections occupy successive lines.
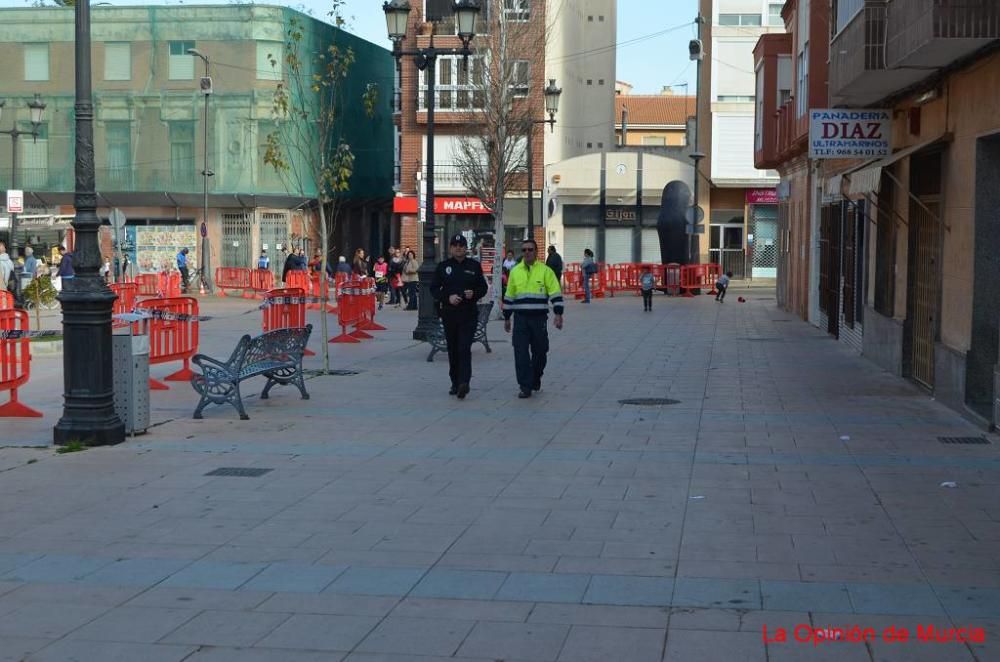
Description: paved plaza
xmin=1 ymin=286 xmax=999 ymax=661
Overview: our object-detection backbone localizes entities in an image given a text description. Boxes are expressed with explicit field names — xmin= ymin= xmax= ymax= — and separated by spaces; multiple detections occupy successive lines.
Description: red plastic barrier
xmin=309 ymin=272 xmax=337 ymax=314
xmin=562 ymin=267 xmax=582 ymax=297
xmin=0 ymin=309 xmax=42 ymax=417
xmin=355 ymin=276 xmax=385 ymax=332
xmin=215 ymin=267 xmax=251 ymax=297
xmin=247 ymin=268 xmax=274 ymax=299
xmin=705 ymin=263 xmax=722 ymax=295
xmin=159 ymin=271 xmax=181 ymax=298
xmin=135 ymin=274 xmax=159 ymax=297
xmin=110 ymin=283 xmax=138 ymax=329
xmin=330 ymin=279 xmax=363 ymax=343
xmin=663 ymin=263 xmax=681 ymax=296
xmin=136 ymin=297 xmax=200 ymax=390
xmin=263 ymin=287 xmax=314 ymax=356
xmin=0 ymin=291 xmax=13 ymax=310
xmin=285 ymin=270 xmax=312 ymax=296
xmin=678 ymin=264 xmax=722 ymax=297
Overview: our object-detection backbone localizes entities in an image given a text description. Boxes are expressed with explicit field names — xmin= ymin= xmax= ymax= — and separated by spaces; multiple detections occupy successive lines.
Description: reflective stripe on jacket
xmin=503 ymin=260 xmax=563 ymax=319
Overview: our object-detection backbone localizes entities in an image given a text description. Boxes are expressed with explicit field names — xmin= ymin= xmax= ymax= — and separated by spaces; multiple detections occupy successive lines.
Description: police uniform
xmin=430 ymin=235 xmax=489 ymax=398
xmin=503 ymin=258 xmax=564 ymax=397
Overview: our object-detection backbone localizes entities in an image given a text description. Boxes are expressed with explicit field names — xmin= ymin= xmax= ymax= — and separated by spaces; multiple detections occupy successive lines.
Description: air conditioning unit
xmin=200 ymin=76 xmax=214 ymax=95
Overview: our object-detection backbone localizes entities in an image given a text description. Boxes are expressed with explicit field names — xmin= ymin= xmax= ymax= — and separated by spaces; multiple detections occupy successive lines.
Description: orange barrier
xmin=284 ymin=270 xmax=312 ymax=296
xmin=330 ymin=279 xmax=363 ymax=343
xmin=0 ymin=291 xmax=13 ymax=310
xmin=0 ymin=309 xmax=42 ymax=418
xmin=110 ymin=283 xmax=139 ymax=329
xmin=663 ymin=263 xmax=681 ymax=296
xmin=263 ymin=287 xmax=315 ymax=356
xmin=159 ymin=271 xmax=181 ymax=298
xmin=215 ymin=267 xmax=251 ymax=297
xmin=309 ymin=272 xmax=337 ymax=314
xmin=136 ymin=297 xmax=200 ymax=390
xmin=355 ymin=277 xmax=385 ymax=332
xmin=247 ymin=268 xmax=274 ymax=299
xmin=562 ymin=267 xmax=582 ymax=298
xmin=678 ymin=264 xmax=722 ymax=297
xmin=135 ymin=273 xmax=159 ymax=297
xmin=705 ymin=263 xmax=722 ymax=295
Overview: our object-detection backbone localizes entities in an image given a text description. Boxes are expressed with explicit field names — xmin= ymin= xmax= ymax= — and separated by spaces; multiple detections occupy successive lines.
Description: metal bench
xmin=426 ymin=301 xmax=493 ymax=362
xmin=190 ymin=325 xmax=312 ymax=420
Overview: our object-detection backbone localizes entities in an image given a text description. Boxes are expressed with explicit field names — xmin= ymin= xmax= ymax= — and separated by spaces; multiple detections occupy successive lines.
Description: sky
xmin=0 ymin=0 xmax=699 ymax=97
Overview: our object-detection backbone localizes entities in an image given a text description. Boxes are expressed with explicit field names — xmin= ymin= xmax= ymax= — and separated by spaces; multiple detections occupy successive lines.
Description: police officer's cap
xmin=449 ymin=234 xmax=468 ymax=247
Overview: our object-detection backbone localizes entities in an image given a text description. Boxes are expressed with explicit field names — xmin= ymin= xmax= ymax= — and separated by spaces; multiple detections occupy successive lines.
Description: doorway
xmin=968 ymin=135 xmax=1000 ymax=421
xmin=709 ymin=223 xmax=745 ymax=279
xmin=906 ymin=151 xmax=943 ymax=389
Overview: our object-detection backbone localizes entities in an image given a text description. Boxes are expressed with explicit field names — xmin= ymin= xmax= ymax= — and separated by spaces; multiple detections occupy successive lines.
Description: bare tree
xmin=451 ymin=0 xmax=549 ymax=313
xmin=263 ymin=3 xmax=376 ymax=373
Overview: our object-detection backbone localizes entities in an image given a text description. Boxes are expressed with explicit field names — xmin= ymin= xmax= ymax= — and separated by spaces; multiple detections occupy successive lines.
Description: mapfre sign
xmin=809 ymin=109 xmax=891 ymax=159
xmin=437 ymin=197 xmax=489 ymax=214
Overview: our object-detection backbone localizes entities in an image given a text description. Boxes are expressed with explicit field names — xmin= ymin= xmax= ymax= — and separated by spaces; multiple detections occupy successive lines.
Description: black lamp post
xmin=0 ymin=94 xmax=47 ymax=259
xmin=54 ymin=0 xmax=125 ymax=446
xmin=383 ymin=0 xmax=480 ymax=341
xmin=526 ymin=79 xmax=561 ymax=238
xmin=187 ymin=47 xmax=214 ymax=294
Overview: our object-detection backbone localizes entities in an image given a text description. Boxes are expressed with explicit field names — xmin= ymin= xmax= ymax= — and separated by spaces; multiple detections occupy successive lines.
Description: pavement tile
xmin=495 ymin=572 xmax=590 ymax=603
xmin=24 ymin=641 xmax=197 ymax=662
xmin=846 ymin=582 xmax=945 ymax=616
xmin=124 ymin=587 xmax=274 ymax=611
xmin=356 ymin=616 xmax=475 ymax=657
xmin=255 ymin=592 xmax=399 ymax=617
xmin=393 ymin=597 xmax=533 ymax=622
xmin=239 ymin=562 xmax=348 ymax=593
xmin=529 ymin=603 xmax=670 ymax=628
xmin=0 ymin=602 xmax=109 ymax=639
xmin=583 ymin=575 xmax=673 ymax=607
xmin=664 ymin=629 xmax=766 ymax=662
xmin=159 ymin=561 xmax=267 ymax=590
xmin=409 ymin=568 xmax=508 ymax=600
xmin=2 ymin=554 xmax=113 ymax=583
xmin=327 ymin=566 xmax=426 ymax=597
xmin=0 ymin=637 xmax=52 ymax=662
xmin=557 ymin=624 xmax=665 ymax=661
xmin=66 ymin=606 xmax=199 ymax=644
xmin=672 ymin=577 xmax=762 ymax=610
xmin=160 ymin=609 xmax=290 ymax=647
xmin=78 ymin=558 xmax=193 ymax=587
xmin=256 ymin=613 xmax=380 ymax=651
xmin=185 ymin=649 xmax=343 ymax=662
xmin=457 ymin=621 xmax=571 ymax=661
xmin=761 ymin=580 xmax=853 ymax=613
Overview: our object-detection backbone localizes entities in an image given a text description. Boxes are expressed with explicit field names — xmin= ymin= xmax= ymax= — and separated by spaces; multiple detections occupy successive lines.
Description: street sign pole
xmin=109 ymin=208 xmax=126 ymax=284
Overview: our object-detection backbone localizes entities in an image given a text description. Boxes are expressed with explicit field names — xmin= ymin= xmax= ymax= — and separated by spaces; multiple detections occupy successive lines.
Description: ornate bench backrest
xmin=242 ymin=325 xmax=312 ymax=369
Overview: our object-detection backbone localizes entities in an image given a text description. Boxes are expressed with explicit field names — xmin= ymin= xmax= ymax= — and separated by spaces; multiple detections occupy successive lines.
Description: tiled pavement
xmin=1 ymin=288 xmax=998 ymax=660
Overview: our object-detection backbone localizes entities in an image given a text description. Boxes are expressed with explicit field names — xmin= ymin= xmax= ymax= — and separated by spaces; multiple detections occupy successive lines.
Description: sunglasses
xmin=522 ymin=247 xmax=536 ymax=253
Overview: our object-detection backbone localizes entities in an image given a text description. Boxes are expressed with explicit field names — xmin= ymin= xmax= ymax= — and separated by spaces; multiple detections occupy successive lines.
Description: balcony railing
xmin=417 ymin=88 xmax=487 ymax=112
xmin=829 ymin=1 xmax=888 ymax=102
xmin=886 ymin=0 xmax=1000 ymax=69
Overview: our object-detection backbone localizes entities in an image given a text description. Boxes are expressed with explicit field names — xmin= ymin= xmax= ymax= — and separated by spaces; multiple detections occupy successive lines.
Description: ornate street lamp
xmin=0 ymin=93 xmax=48 ymax=259
xmin=54 ymin=0 xmax=125 ymax=446
xmin=188 ymin=47 xmax=214 ymax=294
xmin=383 ymin=0 xmax=480 ymax=342
xmin=526 ymin=79 xmax=561 ymax=237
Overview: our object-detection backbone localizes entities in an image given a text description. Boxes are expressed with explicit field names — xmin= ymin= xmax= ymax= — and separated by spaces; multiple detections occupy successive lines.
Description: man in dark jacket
xmin=545 ymin=245 xmax=564 ymax=284
xmin=430 ymin=234 xmax=488 ymax=399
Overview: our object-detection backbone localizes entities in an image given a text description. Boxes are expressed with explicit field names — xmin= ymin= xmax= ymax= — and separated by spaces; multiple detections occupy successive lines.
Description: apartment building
xmin=614 ymin=92 xmax=693 ymax=147
xmin=0 ymin=5 xmax=393 ymax=279
xmin=756 ymin=0 xmax=1000 ymax=427
xmin=699 ymin=0 xmax=785 ymax=278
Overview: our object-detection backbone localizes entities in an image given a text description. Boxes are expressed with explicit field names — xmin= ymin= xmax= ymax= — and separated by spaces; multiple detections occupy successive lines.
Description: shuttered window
xmin=256 ymin=41 xmax=282 ymax=81
xmin=168 ymin=41 xmax=195 ymax=80
xmin=23 ymin=43 xmax=49 ymax=81
xmin=604 ymin=229 xmax=633 ymax=264
xmin=641 ymin=229 xmax=661 ymax=263
xmin=843 ymin=203 xmax=856 ymax=328
xmin=104 ymin=42 xmax=131 ymax=81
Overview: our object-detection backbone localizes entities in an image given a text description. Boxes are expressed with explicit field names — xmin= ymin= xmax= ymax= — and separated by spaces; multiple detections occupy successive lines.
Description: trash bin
xmin=112 ymin=331 xmax=150 ymax=435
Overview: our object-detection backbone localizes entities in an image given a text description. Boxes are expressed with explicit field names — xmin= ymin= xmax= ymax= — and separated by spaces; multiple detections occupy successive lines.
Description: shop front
xmin=746 ymin=187 xmax=779 ymax=279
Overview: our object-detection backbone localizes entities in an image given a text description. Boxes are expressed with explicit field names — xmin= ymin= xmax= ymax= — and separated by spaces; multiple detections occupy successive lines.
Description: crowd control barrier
xmin=136 ymin=297 xmax=200 ymax=390
xmin=135 ymin=273 xmax=160 ymax=297
xmin=0 ymin=291 xmax=13 ymax=310
xmin=0 ymin=309 xmax=42 ymax=418
xmin=215 ymin=267 xmax=251 ymax=297
xmin=284 ymin=270 xmax=312 ymax=297
xmin=310 ymin=272 xmax=338 ymax=313
xmin=330 ymin=279 xmax=364 ymax=343
xmin=159 ymin=271 xmax=182 ymax=298
xmin=664 ymin=263 xmax=681 ymax=296
xmin=355 ymin=277 xmax=385 ymax=332
xmin=110 ymin=282 xmax=139 ymax=329
xmin=262 ymin=288 xmax=315 ymax=356
xmin=247 ymin=268 xmax=274 ymax=299
xmin=678 ymin=264 xmax=722 ymax=297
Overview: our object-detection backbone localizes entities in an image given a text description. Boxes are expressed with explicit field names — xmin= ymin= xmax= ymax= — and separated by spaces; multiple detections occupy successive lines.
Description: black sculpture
xmin=657 ymin=180 xmax=692 ymax=265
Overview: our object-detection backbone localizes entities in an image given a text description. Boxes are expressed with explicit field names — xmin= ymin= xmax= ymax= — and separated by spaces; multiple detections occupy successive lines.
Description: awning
xmin=828 ymin=134 xmax=950 ymax=196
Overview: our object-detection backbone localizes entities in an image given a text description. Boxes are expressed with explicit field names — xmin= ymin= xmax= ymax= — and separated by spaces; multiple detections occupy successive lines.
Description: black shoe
xmin=457 ymin=383 xmax=470 ymax=399
xmin=518 ymin=389 xmax=532 ymax=399
xmin=532 ymin=380 xmax=541 ymax=392
xmin=449 ymin=385 xmax=458 ymax=396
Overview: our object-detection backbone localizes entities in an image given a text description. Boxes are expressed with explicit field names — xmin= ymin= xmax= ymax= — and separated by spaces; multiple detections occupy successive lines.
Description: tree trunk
xmin=317 ymin=203 xmax=331 ymax=373
xmin=491 ymin=196 xmax=506 ymax=320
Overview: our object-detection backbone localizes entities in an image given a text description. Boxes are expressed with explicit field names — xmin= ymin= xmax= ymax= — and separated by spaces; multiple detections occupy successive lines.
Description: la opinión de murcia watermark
xmin=763 ymin=624 xmax=987 ymax=646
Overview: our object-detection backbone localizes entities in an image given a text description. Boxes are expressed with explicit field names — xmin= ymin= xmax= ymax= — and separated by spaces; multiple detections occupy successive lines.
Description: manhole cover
xmin=205 ymin=467 xmax=274 ymax=477
xmin=619 ymin=398 xmax=681 ymax=406
xmin=938 ymin=436 xmax=990 ymax=445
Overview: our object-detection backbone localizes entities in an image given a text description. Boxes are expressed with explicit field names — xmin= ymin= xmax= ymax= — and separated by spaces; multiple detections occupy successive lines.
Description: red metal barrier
xmin=0 ymin=309 xmax=42 ymax=418
xmin=263 ymin=287 xmax=315 ymax=356
xmin=562 ymin=268 xmax=582 ymax=297
xmin=0 ymin=291 xmax=13 ymax=310
xmin=135 ymin=273 xmax=159 ymax=297
xmin=215 ymin=267 xmax=251 ymax=297
xmin=247 ymin=268 xmax=274 ymax=299
xmin=678 ymin=264 xmax=721 ymax=297
xmin=705 ymin=263 xmax=722 ymax=295
xmin=330 ymin=279 xmax=363 ymax=343
xmin=136 ymin=297 xmax=200 ymax=390
xmin=159 ymin=271 xmax=181 ymax=298
xmin=110 ymin=283 xmax=139 ymax=328
xmin=285 ymin=270 xmax=312 ymax=297
xmin=664 ymin=263 xmax=681 ymax=296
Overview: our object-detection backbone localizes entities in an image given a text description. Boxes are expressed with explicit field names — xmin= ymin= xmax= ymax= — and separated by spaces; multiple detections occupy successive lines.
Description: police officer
xmin=503 ymin=238 xmax=564 ymax=398
xmin=431 ymin=234 xmax=489 ymax=399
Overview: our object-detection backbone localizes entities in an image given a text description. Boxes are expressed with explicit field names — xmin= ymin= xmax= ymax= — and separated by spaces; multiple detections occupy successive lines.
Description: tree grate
xmin=619 ymin=398 xmax=681 ymax=406
xmin=205 ymin=467 xmax=274 ymax=477
xmin=938 ymin=436 xmax=991 ymax=445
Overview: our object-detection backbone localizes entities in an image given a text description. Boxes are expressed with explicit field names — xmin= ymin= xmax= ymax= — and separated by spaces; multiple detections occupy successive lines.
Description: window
xmin=755 ymin=70 xmax=764 ymax=151
xmin=104 ymin=42 xmax=131 ymax=81
xmin=597 ymin=142 xmax=604 ymax=148
xmin=19 ymin=122 xmax=48 ymax=189
xmin=256 ymin=41 xmax=283 ymax=81
xmin=586 ymin=79 xmax=593 ymax=86
xmin=510 ymin=60 xmax=529 ymax=97
xmin=168 ymin=41 xmax=196 ymax=80
xmin=768 ymin=3 xmax=784 ymax=26
xmin=833 ymin=0 xmax=864 ymax=36
xmin=105 ymin=121 xmax=132 ymax=188
xmin=718 ymin=95 xmax=755 ymax=102
xmin=427 ymin=0 xmax=489 ymax=34
xmin=642 ymin=136 xmax=666 ymax=146
xmin=795 ymin=47 xmax=809 ymax=117
xmin=719 ymin=14 xmax=762 ymax=26
xmin=598 ymin=79 xmax=605 ymax=86
xmin=419 ymin=55 xmax=485 ymax=111
xmin=169 ymin=121 xmax=196 ymax=187
xmin=777 ymin=54 xmax=792 ymax=106
xmin=587 ymin=142 xmax=593 ymax=148
xmin=23 ymin=44 xmax=49 ymax=81
xmin=503 ymin=0 xmax=529 ymax=22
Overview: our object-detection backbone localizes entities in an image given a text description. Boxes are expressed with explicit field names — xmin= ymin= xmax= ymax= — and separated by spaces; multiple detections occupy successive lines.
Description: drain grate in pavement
xmin=205 ymin=467 xmax=274 ymax=477
xmin=619 ymin=398 xmax=681 ymax=406
xmin=938 ymin=436 xmax=991 ymax=445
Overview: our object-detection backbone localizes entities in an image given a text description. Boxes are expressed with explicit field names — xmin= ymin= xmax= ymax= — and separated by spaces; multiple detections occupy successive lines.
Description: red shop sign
xmin=746 ymin=188 xmax=778 ymax=205
xmin=392 ymin=196 xmax=491 ymax=215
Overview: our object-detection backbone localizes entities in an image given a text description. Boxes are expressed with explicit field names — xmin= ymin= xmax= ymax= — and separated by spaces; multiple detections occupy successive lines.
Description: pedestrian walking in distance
xmin=581 ymin=248 xmax=597 ymax=303
xmin=431 ymin=234 xmax=488 ymax=399
xmin=545 ymin=245 xmax=564 ymax=284
xmin=503 ymin=238 xmax=564 ymax=399
xmin=640 ymin=266 xmax=655 ymax=312
xmin=176 ymin=247 xmax=189 ymax=293
xmin=257 ymin=249 xmax=270 ymax=270
xmin=716 ymin=270 xmax=732 ymax=302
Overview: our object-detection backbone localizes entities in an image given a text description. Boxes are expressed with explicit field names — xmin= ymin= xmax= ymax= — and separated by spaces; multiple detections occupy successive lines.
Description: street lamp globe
xmin=28 ymin=93 xmax=46 ymax=127
xmin=382 ymin=0 xmax=412 ymax=42
xmin=453 ymin=0 xmax=480 ymax=43
xmin=544 ymin=79 xmax=562 ymax=117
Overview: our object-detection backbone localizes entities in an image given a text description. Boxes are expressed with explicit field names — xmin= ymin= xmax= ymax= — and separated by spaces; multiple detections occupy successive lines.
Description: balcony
xmin=886 ymin=0 xmax=1000 ymax=69
xmin=830 ymin=1 xmax=931 ymax=105
xmin=422 ymin=164 xmax=470 ymax=192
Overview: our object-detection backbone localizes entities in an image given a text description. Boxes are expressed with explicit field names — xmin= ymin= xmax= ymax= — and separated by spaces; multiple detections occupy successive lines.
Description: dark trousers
xmin=179 ymin=266 xmax=189 ymax=293
xmin=443 ymin=314 xmax=477 ymax=387
xmin=512 ymin=314 xmax=549 ymax=390
xmin=716 ymin=284 xmax=728 ymax=301
xmin=642 ymin=290 xmax=653 ymax=310
xmin=405 ymin=282 xmax=418 ymax=309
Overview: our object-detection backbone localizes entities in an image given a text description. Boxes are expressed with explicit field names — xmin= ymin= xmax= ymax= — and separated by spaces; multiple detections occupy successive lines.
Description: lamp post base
xmin=412 ymin=269 xmax=439 ymax=342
